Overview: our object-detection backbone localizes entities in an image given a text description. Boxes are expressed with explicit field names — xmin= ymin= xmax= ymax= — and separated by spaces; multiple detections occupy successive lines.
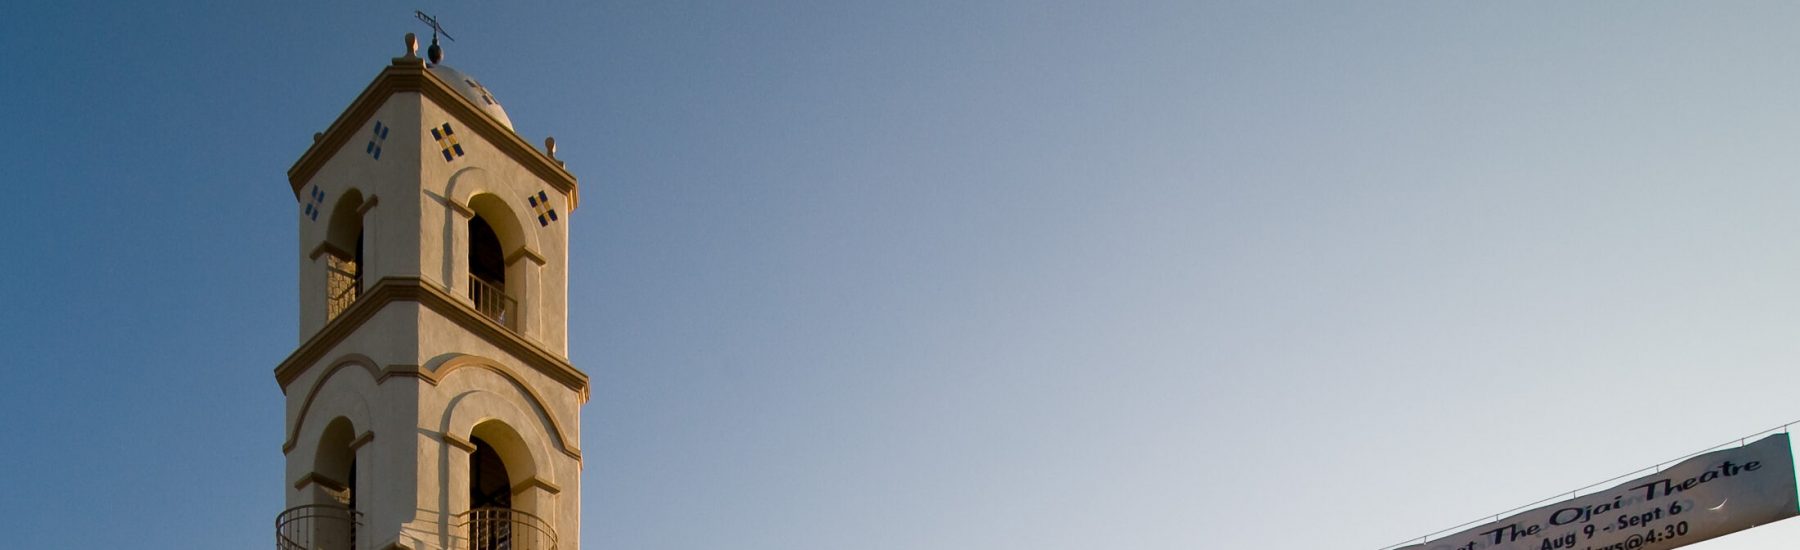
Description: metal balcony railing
xmin=457 ymin=507 xmax=557 ymax=550
xmin=467 ymin=275 xmax=516 ymax=328
xmin=276 ymin=503 xmax=362 ymax=550
xmin=327 ymin=256 xmax=360 ymax=321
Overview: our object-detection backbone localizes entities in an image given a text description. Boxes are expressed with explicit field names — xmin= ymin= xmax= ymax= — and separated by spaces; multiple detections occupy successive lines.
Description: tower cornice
xmin=286 ymin=58 xmax=580 ymax=210
xmin=273 ymin=276 xmax=590 ymax=400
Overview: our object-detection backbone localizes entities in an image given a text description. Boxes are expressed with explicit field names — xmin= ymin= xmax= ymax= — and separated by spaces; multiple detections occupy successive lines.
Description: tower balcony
xmin=276 ymin=503 xmax=362 ymax=550
xmin=467 ymin=274 xmax=517 ymax=329
xmin=457 ymin=507 xmax=558 ymax=550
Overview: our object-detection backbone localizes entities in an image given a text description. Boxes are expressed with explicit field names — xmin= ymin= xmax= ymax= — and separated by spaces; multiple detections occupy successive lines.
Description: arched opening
xmin=470 ymin=436 xmax=512 ymax=509
xmin=468 ymin=437 xmax=513 ymax=549
xmin=279 ymin=417 xmax=360 ymax=549
xmin=324 ymin=189 xmax=366 ymax=321
xmin=465 ymin=194 xmax=523 ymax=329
xmin=462 ymin=420 xmax=554 ymax=550
xmin=470 ymin=216 xmax=505 ymax=288
xmin=313 ymin=418 xmax=357 ymax=508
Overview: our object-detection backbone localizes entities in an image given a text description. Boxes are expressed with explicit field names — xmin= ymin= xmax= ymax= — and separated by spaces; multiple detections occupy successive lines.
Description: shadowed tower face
xmin=274 ymin=33 xmax=586 ymax=550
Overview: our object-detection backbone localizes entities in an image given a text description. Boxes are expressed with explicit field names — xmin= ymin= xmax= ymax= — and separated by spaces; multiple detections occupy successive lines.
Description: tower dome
xmin=428 ymin=64 xmax=515 ymax=130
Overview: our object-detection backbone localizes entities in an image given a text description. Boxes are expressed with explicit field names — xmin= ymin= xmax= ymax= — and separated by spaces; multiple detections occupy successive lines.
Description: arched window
xmin=468 ymin=437 xmax=513 ymax=549
xmin=325 ymin=190 xmax=366 ymax=321
xmin=470 ymin=437 xmax=511 ymax=509
xmin=467 ymin=214 xmax=513 ymax=326
xmin=461 ymin=420 xmax=555 ymax=550
xmin=314 ymin=418 xmax=358 ymax=509
xmin=278 ymin=417 xmax=361 ymax=550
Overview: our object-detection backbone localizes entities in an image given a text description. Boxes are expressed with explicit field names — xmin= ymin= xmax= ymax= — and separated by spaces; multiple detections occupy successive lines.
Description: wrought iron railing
xmin=327 ymin=256 xmax=360 ymax=321
xmin=457 ymin=507 xmax=557 ymax=550
xmin=467 ymin=275 xmax=516 ymax=328
xmin=276 ymin=503 xmax=362 ymax=550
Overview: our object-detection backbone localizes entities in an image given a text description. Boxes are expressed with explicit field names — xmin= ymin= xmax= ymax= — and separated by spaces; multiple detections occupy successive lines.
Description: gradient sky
xmin=6 ymin=2 xmax=1800 ymax=549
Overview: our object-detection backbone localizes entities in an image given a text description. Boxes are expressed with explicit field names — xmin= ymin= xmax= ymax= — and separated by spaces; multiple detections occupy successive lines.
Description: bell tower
xmin=274 ymin=32 xmax=585 ymax=550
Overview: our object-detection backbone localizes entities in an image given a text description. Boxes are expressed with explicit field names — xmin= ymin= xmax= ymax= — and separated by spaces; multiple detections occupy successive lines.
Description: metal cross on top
xmin=414 ymin=10 xmax=455 ymax=42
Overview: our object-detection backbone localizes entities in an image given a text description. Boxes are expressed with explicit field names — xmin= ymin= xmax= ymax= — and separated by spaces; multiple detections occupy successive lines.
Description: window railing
xmin=276 ymin=503 xmax=361 ymax=550
xmin=468 ymin=275 xmax=517 ymax=328
xmin=327 ymin=256 xmax=360 ymax=321
xmin=457 ymin=507 xmax=557 ymax=550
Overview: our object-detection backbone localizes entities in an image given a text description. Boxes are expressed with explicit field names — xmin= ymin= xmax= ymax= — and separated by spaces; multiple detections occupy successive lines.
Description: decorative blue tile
xmin=304 ymin=186 xmax=326 ymax=221
xmin=366 ymin=121 xmax=388 ymax=160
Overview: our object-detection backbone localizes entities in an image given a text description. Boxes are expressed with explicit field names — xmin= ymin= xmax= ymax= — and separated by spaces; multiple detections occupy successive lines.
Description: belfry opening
xmin=324 ymin=189 xmax=365 ymax=320
xmin=469 ymin=213 xmax=506 ymax=322
xmin=469 ymin=437 xmax=513 ymax=549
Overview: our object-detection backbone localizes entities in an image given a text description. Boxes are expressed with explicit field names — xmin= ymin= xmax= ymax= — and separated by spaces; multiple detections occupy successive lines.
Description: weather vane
xmin=414 ymin=10 xmax=454 ymax=41
xmin=414 ymin=10 xmax=453 ymax=64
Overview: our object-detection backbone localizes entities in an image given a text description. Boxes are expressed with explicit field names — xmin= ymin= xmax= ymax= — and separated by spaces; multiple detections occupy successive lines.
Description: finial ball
xmin=545 ymin=136 xmax=557 ymax=157
xmin=427 ymin=36 xmax=444 ymax=65
xmin=405 ymin=33 xmax=419 ymax=57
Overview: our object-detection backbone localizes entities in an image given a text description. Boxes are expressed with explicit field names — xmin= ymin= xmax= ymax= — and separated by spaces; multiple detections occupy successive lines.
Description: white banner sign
xmin=1401 ymin=433 xmax=1797 ymax=550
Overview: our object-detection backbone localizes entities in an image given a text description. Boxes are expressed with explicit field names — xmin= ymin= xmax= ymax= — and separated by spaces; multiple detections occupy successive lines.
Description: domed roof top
xmin=428 ymin=64 xmax=514 ymax=130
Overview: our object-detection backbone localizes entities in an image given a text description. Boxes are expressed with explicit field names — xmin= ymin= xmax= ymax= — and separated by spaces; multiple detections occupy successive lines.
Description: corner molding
xmin=505 ymin=247 xmax=546 ymax=267
xmin=356 ymin=194 xmax=381 ymax=215
xmin=442 ymin=432 xmax=477 ymax=453
xmin=309 ymin=241 xmax=352 ymax=261
xmin=512 ymin=476 xmax=562 ymax=496
xmin=377 ymin=364 xmax=434 ymax=385
xmin=349 ymin=431 xmax=376 ymax=452
xmin=447 ymin=196 xmax=474 ymax=218
xmin=295 ymin=471 xmax=348 ymax=492
xmin=273 ymin=277 xmax=588 ymax=399
xmin=281 ymin=354 xmax=585 ymax=463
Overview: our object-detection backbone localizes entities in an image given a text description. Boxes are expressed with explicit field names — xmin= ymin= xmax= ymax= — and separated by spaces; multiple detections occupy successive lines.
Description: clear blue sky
xmin=5 ymin=2 xmax=1800 ymax=549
